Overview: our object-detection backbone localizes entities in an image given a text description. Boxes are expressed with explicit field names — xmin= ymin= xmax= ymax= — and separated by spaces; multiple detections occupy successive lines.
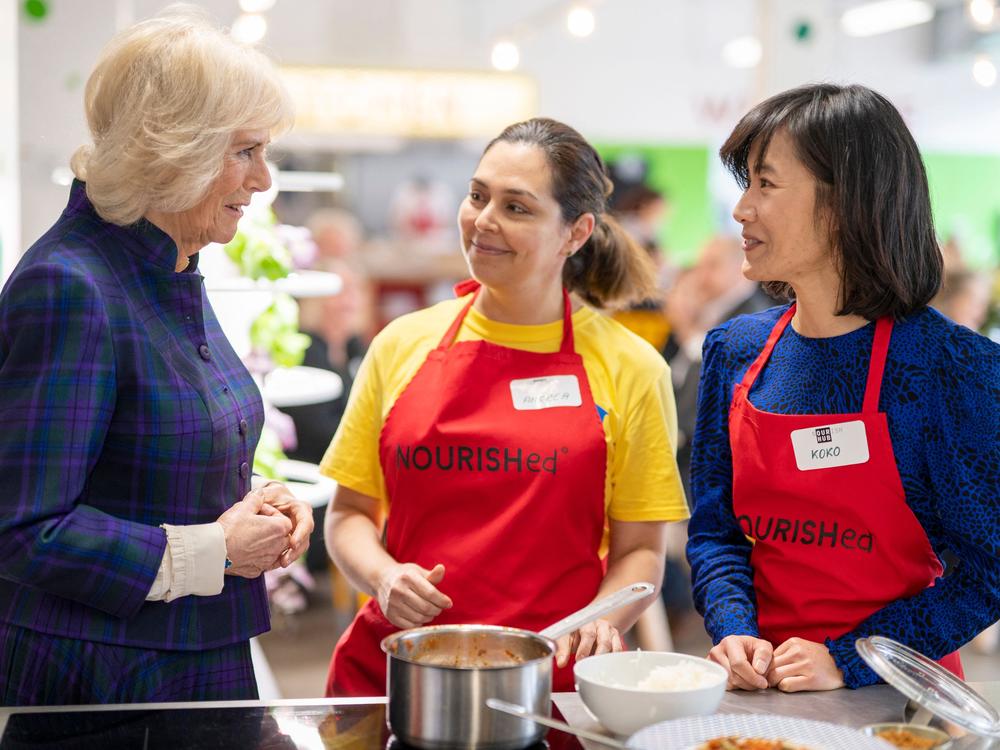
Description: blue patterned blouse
xmin=687 ymin=303 xmax=1000 ymax=688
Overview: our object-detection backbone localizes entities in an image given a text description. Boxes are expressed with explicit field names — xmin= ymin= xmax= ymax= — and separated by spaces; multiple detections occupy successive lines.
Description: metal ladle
xmin=487 ymin=698 xmax=628 ymax=749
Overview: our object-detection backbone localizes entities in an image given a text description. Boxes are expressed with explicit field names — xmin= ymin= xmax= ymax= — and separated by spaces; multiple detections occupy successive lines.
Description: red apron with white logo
xmin=326 ymin=281 xmax=607 ymax=696
xmin=729 ymin=305 xmax=962 ymax=677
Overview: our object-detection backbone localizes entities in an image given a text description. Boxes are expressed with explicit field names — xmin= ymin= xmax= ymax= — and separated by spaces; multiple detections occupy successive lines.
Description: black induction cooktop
xmin=0 ymin=701 xmax=581 ymax=750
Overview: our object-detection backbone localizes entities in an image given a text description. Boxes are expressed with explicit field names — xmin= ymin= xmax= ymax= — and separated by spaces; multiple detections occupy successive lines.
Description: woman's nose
xmin=474 ymin=203 xmax=498 ymax=233
xmin=249 ymin=154 xmax=272 ymax=193
xmin=733 ymin=190 xmax=755 ymax=224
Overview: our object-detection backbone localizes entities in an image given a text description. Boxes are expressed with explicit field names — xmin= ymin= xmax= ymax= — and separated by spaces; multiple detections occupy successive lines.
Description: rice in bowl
xmin=635 ymin=660 xmax=724 ymax=691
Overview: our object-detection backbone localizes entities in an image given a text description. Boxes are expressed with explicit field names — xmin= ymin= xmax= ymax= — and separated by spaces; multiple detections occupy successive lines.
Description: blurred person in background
xmin=0 ymin=6 xmax=313 ymax=705
xmin=307 ymin=207 xmax=365 ymax=270
xmin=610 ymin=184 xmax=674 ymax=353
xmin=321 ymin=117 xmax=688 ymax=696
xmin=688 ymin=83 xmax=1000 ymax=692
xmin=932 ymin=268 xmax=991 ymax=333
xmin=694 ymin=234 xmax=775 ymax=329
xmin=282 ymin=260 xmax=371 ymax=464
xmin=615 ymin=184 xmax=670 ymax=256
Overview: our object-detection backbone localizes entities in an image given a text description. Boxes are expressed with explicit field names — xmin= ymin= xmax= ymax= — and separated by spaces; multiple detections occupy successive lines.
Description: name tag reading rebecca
xmin=510 ymin=375 xmax=582 ymax=411
xmin=790 ymin=420 xmax=870 ymax=471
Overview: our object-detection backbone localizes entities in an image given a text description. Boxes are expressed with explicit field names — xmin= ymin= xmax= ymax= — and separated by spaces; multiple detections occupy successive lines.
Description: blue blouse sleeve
xmin=827 ymin=324 xmax=1000 ymax=687
xmin=686 ymin=324 xmax=760 ymax=642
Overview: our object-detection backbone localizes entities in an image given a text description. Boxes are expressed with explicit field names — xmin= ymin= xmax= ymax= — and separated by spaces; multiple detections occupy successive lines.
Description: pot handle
xmin=486 ymin=699 xmax=629 ymax=749
xmin=538 ymin=582 xmax=655 ymax=641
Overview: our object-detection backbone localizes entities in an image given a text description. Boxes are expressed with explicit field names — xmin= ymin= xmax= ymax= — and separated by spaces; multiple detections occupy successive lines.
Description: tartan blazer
xmin=0 ymin=181 xmax=269 ymax=650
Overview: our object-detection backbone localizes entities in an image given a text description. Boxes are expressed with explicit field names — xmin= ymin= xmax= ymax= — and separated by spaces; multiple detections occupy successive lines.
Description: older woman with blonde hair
xmin=0 ymin=5 xmax=313 ymax=705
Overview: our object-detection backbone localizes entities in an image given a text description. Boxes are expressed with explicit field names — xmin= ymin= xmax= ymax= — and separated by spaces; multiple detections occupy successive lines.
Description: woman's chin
xmin=466 ymin=259 xmax=510 ymax=288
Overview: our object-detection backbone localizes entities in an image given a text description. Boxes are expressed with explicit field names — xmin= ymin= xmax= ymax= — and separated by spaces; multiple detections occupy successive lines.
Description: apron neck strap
xmin=558 ymin=288 xmax=575 ymax=354
xmin=437 ymin=281 xmax=480 ymax=349
xmin=739 ymin=304 xmax=893 ymax=414
xmin=862 ymin=316 xmax=894 ymax=413
xmin=439 ymin=279 xmax=576 ymax=353
xmin=739 ymin=304 xmax=796 ymax=391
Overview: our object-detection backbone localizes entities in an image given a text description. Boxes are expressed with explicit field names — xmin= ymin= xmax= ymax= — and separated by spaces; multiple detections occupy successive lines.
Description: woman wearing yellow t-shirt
xmin=320 ymin=118 xmax=688 ymax=697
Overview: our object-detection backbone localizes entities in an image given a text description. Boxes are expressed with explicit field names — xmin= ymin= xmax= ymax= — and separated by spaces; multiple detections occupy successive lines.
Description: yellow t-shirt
xmin=320 ymin=296 xmax=688 ymax=523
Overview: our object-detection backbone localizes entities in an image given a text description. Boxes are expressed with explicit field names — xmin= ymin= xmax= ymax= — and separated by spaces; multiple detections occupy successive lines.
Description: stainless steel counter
xmin=2 ymin=684 xmax=997 ymax=748
xmin=553 ymin=682 xmax=1000 ymax=749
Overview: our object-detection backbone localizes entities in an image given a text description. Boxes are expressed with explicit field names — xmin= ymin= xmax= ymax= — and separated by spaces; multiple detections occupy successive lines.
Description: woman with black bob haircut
xmin=687 ymin=83 xmax=999 ymax=692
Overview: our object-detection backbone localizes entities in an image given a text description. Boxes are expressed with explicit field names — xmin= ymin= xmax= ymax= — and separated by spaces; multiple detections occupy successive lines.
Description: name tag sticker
xmin=510 ymin=375 xmax=582 ymax=411
xmin=790 ymin=420 xmax=870 ymax=471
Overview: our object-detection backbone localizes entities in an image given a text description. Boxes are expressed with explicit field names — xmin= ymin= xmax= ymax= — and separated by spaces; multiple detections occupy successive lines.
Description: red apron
xmin=730 ymin=305 xmax=962 ymax=677
xmin=326 ymin=281 xmax=607 ymax=696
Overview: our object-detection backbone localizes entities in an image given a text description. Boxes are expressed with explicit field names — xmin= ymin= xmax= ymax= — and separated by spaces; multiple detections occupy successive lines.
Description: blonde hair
xmin=71 ymin=4 xmax=294 ymax=226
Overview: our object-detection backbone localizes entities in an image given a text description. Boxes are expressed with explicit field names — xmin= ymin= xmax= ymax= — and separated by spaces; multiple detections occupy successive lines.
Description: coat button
xmin=239 ymin=462 xmax=250 ymax=478
xmin=198 ymin=344 xmax=211 ymax=361
xmin=239 ymin=419 xmax=248 ymax=435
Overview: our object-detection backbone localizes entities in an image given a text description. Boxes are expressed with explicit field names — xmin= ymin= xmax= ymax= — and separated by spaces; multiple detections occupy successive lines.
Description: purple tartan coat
xmin=0 ymin=181 xmax=269 ymax=650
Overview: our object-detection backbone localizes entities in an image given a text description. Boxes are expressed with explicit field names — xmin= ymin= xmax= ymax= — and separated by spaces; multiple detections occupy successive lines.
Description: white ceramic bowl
xmin=573 ymin=651 xmax=727 ymax=736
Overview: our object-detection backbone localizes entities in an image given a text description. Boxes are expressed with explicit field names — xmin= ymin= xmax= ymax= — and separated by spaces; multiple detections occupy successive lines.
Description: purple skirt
xmin=0 ymin=622 xmax=258 ymax=706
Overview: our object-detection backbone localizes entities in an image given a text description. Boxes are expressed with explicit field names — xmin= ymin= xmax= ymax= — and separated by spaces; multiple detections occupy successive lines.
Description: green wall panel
xmin=922 ymin=152 xmax=1000 ymax=270
xmin=596 ymin=143 xmax=713 ymax=266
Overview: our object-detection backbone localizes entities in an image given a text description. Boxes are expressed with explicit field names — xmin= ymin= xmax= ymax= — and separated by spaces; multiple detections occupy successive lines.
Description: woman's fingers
xmin=378 ymin=563 xmax=454 ymax=627
xmin=590 ymin=620 xmax=619 ymax=657
xmin=708 ymin=636 xmax=771 ymax=691
xmin=574 ymin=622 xmax=598 ymax=661
xmin=414 ymin=565 xmax=453 ymax=610
xmin=554 ymin=633 xmax=577 ymax=668
xmin=386 ymin=599 xmax=435 ymax=629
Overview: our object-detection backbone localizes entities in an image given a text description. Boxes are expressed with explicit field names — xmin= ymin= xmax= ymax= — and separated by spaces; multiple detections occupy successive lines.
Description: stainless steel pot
xmin=381 ymin=583 xmax=654 ymax=750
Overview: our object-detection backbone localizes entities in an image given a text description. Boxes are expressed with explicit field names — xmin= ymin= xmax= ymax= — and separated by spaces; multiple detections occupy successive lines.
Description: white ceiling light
xmin=722 ymin=36 xmax=763 ymax=68
xmin=567 ymin=6 xmax=596 ymax=38
xmin=968 ymin=0 xmax=997 ymax=27
xmin=231 ymin=13 xmax=267 ymax=44
xmin=239 ymin=0 xmax=276 ymax=12
xmin=973 ymin=55 xmax=998 ymax=86
xmin=491 ymin=40 xmax=520 ymax=71
xmin=840 ymin=0 xmax=934 ymax=37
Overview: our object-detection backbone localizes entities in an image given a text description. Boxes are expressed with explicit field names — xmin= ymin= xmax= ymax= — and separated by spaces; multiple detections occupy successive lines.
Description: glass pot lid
xmin=856 ymin=636 xmax=1000 ymax=738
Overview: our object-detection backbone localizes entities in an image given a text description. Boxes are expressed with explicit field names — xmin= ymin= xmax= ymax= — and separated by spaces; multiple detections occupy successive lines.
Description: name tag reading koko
xmin=509 ymin=375 xmax=582 ymax=411
xmin=790 ymin=420 xmax=870 ymax=471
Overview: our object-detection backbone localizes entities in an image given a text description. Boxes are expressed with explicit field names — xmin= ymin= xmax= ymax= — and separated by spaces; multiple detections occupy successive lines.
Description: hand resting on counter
xmin=708 ymin=634 xmax=845 ymax=692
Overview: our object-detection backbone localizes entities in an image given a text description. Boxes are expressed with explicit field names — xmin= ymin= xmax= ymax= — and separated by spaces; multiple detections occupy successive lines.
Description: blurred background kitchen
xmin=3 ymin=0 xmax=998 ymax=697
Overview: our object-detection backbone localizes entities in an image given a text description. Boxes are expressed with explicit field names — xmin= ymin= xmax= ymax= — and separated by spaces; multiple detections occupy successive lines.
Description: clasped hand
xmin=707 ymin=635 xmax=844 ymax=692
xmin=217 ymin=483 xmax=314 ymax=578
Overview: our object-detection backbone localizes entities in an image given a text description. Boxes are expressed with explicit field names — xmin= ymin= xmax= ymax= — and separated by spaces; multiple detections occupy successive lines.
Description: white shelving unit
xmin=263 ymin=366 xmax=343 ymax=409
xmin=278 ymin=459 xmax=338 ymax=510
xmin=205 ymin=269 xmax=342 ymax=299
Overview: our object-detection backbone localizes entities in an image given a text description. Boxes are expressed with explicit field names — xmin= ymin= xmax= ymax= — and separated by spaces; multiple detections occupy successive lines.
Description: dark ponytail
xmin=485 ymin=117 xmax=657 ymax=309
xmin=564 ymin=214 xmax=656 ymax=308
